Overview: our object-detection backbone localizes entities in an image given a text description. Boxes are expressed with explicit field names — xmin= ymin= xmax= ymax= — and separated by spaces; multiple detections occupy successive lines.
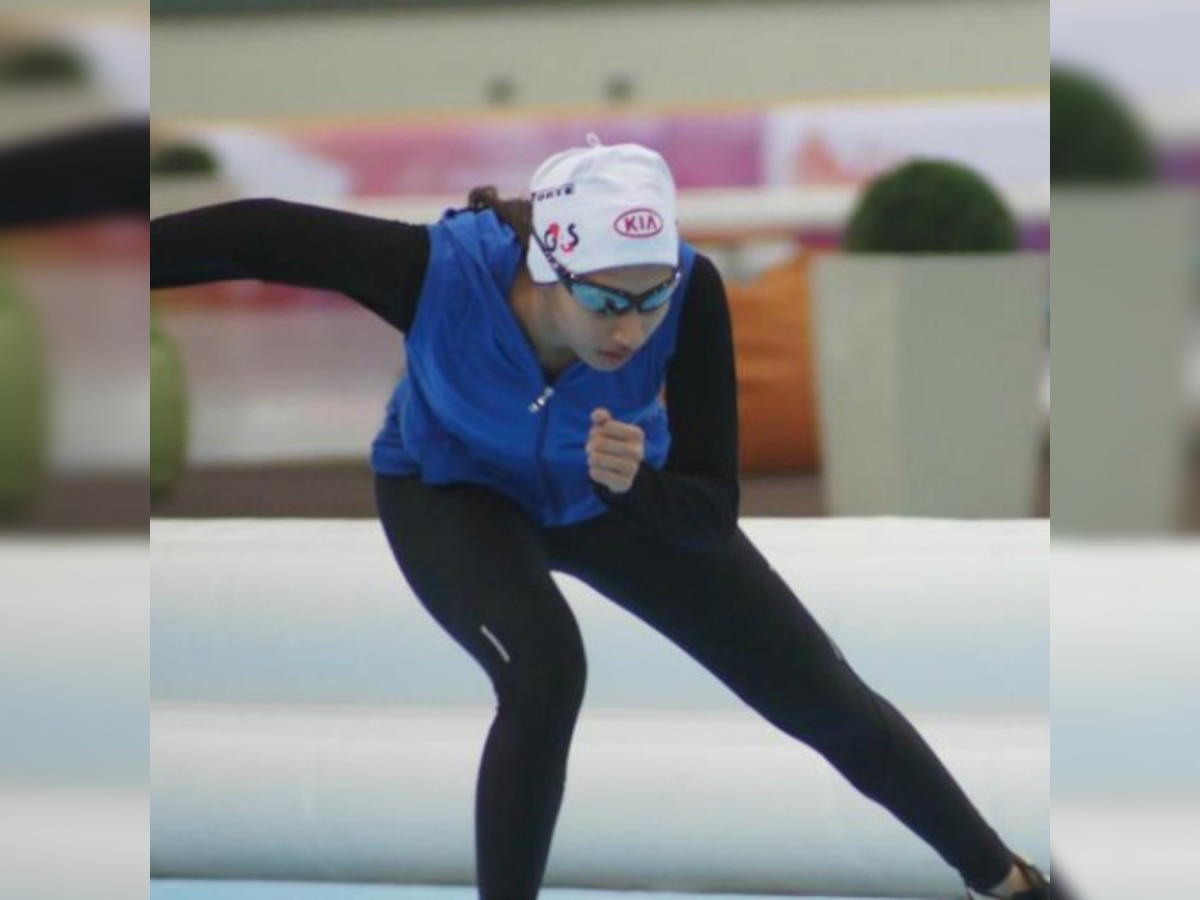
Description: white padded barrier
xmin=2 ymin=539 xmax=147 ymax=786
xmin=151 ymin=518 xmax=1048 ymax=714
xmin=0 ymin=786 xmax=145 ymax=900
xmin=150 ymin=518 xmax=1049 ymax=896
xmin=152 ymin=705 xmax=1046 ymax=897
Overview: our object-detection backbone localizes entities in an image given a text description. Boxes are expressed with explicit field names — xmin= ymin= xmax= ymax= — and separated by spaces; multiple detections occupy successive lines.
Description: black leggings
xmin=376 ymin=474 xmax=1015 ymax=898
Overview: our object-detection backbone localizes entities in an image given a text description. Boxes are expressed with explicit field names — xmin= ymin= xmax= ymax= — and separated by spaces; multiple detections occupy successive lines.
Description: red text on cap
xmin=614 ymin=208 xmax=664 ymax=238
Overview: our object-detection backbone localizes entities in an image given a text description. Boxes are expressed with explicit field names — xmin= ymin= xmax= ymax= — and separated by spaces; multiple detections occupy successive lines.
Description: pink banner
xmin=292 ymin=111 xmax=765 ymax=197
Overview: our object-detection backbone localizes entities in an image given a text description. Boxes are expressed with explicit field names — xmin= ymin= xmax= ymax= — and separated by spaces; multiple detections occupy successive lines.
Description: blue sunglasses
xmin=533 ymin=232 xmax=680 ymax=316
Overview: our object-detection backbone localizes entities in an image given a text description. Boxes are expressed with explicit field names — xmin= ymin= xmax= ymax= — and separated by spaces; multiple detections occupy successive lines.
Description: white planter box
xmin=1051 ymin=189 xmax=1198 ymax=535
xmin=814 ymin=255 xmax=1047 ymax=517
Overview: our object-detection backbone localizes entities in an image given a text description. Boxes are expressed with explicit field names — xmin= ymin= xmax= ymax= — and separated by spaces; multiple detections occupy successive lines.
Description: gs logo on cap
xmin=614 ymin=208 xmax=664 ymax=238
xmin=544 ymin=222 xmax=580 ymax=254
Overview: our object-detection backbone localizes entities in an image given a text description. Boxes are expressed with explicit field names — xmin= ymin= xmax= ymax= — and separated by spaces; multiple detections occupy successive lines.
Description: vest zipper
xmin=530 ymin=386 xmax=562 ymax=520
xmin=527 ymin=386 xmax=555 ymax=413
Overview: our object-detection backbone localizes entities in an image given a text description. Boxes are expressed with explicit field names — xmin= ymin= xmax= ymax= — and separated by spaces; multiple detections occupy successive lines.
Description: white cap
xmin=527 ymin=134 xmax=679 ymax=284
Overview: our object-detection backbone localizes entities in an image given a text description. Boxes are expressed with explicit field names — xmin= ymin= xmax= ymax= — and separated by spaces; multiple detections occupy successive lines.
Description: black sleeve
xmin=0 ymin=118 xmax=148 ymax=229
xmin=151 ymin=197 xmax=431 ymax=332
xmin=595 ymin=254 xmax=741 ymax=548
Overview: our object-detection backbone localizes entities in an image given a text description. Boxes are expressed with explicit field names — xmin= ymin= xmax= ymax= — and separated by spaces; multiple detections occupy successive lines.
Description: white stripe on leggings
xmin=479 ymin=624 xmax=511 ymax=664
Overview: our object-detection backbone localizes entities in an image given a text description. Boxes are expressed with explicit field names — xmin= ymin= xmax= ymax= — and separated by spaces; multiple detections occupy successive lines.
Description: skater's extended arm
xmin=151 ymin=198 xmax=431 ymax=332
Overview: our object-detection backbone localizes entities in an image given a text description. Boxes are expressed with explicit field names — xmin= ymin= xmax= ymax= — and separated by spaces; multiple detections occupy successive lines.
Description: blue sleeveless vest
xmin=371 ymin=208 xmax=697 ymax=527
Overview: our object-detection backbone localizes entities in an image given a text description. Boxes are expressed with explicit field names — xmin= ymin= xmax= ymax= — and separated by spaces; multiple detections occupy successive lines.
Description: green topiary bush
xmin=1052 ymin=65 xmax=1155 ymax=185
xmin=151 ymin=306 xmax=189 ymax=501
xmin=0 ymin=42 xmax=89 ymax=88
xmin=844 ymin=159 xmax=1019 ymax=254
xmin=150 ymin=142 xmax=221 ymax=177
xmin=0 ymin=266 xmax=49 ymax=519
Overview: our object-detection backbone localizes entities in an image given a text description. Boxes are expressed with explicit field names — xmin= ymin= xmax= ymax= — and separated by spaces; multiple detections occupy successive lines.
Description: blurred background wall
xmin=151 ymin=0 xmax=1048 ymax=118
xmin=7 ymin=0 xmax=143 ymax=10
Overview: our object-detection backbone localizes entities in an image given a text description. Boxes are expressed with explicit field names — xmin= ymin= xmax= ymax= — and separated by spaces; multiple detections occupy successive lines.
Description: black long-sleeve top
xmin=0 ymin=119 xmax=148 ymax=229
xmin=152 ymin=199 xmax=740 ymax=546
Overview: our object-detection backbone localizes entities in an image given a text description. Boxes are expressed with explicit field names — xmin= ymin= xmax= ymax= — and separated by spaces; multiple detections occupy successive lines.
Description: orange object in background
xmin=727 ymin=251 xmax=822 ymax=473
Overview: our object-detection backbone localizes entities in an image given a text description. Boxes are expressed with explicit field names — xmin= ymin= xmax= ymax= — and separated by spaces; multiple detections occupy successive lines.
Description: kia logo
xmin=614 ymin=208 xmax=664 ymax=238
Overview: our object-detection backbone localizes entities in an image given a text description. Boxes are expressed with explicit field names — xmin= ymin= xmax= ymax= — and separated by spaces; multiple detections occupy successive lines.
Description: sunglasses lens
xmin=570 ymin=278 xmax=677 ymax=315
xmin=572 ymin=283 xmax=633 ymax=315
xmin=640 ymin=282 xmax=676 ymax=310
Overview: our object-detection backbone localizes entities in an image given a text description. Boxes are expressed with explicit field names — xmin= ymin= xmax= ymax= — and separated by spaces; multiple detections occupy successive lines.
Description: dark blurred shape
xmin=0 ymin=119 xmax=148 ymax=230
xmin=484 ymin=74 xmax=516 ymax=108
xmin=0 ymin=39 xmax=89 ymax=88
xmin=844 ymin=159 xmax=1020 ymax=254
xmin=1051 ymin=65 xmax=1157 ymax=185
xmin=604 ymin=73 xmax=636 ymax=105
xmin=149 ymin=141 xmax=220 ymax=177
